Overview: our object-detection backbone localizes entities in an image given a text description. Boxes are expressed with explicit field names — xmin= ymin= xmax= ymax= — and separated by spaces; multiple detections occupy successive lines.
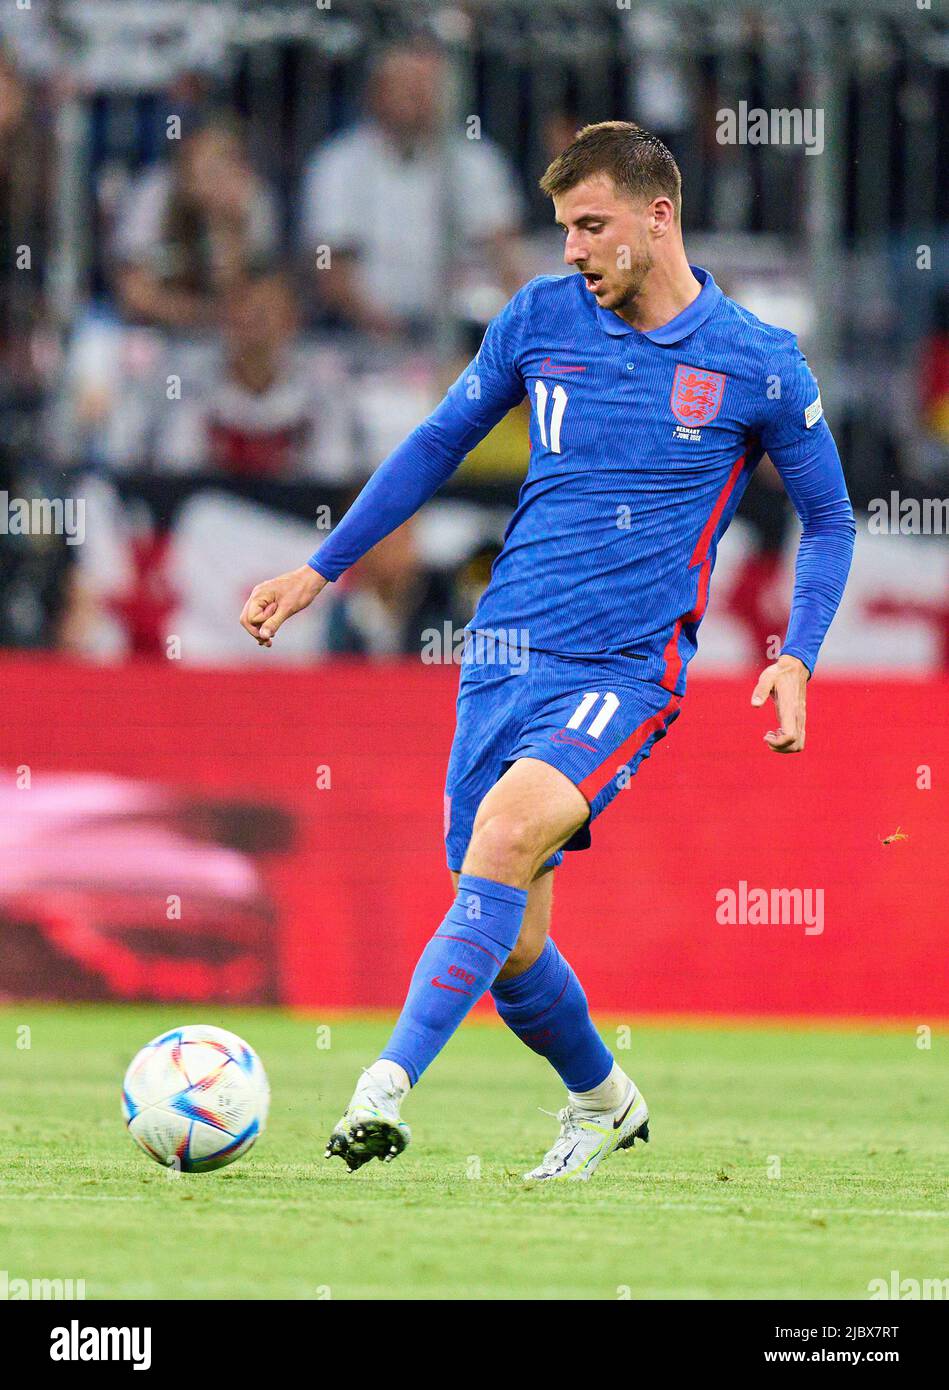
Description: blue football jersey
xmin=311 ymin=267 xmax=855 ymax=689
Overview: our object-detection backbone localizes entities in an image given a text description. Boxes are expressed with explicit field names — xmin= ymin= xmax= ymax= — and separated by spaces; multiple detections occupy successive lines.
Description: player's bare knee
xmin=463 ymin=811 xmax=538 ymax=885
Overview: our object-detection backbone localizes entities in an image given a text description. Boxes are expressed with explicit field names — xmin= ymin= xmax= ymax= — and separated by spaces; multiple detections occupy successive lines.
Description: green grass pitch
xmin=0 ymin=1005 xmax=945 ymax=1300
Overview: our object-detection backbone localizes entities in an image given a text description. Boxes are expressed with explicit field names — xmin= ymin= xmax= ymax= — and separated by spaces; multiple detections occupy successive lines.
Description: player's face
xmin=553 ymin=176 xmax=653 ymax=313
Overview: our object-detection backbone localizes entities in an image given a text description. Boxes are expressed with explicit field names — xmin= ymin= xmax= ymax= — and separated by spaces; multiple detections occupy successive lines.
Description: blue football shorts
xmin=444 ymin=645 xmax=682 ymax=873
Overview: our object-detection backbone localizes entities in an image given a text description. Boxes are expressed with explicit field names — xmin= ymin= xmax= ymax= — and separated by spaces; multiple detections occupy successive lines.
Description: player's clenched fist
xmin=239 ymin=564 xmax=327 ymax=647
xmin=750 ymin=654 xmax=809 ymax=754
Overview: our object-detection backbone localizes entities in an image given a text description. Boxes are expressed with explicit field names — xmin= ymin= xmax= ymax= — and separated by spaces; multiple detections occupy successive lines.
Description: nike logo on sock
xmin=430 ymin=975 xmax=472 ymax=995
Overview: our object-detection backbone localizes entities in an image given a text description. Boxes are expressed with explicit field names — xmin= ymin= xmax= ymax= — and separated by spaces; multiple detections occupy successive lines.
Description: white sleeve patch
xmin=804 ymin=392 xmax=823 ymax=429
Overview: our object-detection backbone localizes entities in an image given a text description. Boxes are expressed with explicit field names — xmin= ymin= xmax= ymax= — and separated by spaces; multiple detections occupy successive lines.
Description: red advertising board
xmin=1 ymin=656 xmax=946 ymax=1019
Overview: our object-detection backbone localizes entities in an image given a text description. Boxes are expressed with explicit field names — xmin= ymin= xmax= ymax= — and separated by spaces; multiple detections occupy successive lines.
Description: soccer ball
xmin=122 ymin=1024 xmax=270 ymax=1173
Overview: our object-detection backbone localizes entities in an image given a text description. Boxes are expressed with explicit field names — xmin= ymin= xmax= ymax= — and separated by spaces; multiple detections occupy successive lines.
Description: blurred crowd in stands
xmin=1 ymin=2 xmax=947 ymax=664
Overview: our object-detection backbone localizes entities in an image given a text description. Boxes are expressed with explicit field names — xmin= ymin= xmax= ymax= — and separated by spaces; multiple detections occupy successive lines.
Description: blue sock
xmin=491 ymin=939 xmax=613 ymax=1093
xmin=381 ymin=874 xmax=528 ymax=1085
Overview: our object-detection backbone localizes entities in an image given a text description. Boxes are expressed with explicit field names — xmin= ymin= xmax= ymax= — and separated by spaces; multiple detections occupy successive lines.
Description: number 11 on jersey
xmin=535 ymin=382 xmax=568 ymax=454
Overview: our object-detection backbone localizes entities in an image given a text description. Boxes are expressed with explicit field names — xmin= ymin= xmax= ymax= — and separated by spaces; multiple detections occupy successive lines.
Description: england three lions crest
xmin=670 ymin=364 xmax=727 ymax=426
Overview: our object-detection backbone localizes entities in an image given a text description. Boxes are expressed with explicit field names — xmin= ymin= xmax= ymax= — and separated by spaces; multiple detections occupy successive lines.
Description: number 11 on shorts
xmin=566 ymin=691 xmax=619 ymax=739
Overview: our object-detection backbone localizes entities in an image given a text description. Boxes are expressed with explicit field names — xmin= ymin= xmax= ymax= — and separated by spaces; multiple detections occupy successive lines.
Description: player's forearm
xmin=769 ymin=420 xmax=856 ymax=673
xmin=781 ymin=503 xmax=856 ymax=672
xmin=310 ymin=336 xmax=524 ymax=581
xmin=310 ymin=287 xmax=528 ymax=581
xmin=308 ymin=417 xmax=469 ymax=581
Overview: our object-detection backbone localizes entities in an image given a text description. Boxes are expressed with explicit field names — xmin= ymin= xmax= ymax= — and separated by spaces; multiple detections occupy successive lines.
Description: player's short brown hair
xmin=539 ymin=120 xmax=681 ymax=217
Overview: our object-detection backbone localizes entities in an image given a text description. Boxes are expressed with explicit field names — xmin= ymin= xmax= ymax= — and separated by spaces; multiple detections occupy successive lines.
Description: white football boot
xmin=523 ymin=1079 xmax=649 ymax=1183
xmin=325 ymin=1067 xmax=411 ymax=1172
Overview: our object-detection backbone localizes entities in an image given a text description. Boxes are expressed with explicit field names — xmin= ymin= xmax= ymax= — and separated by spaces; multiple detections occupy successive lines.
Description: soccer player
xmin=240 ymin=122 xmax=855 ymax=1181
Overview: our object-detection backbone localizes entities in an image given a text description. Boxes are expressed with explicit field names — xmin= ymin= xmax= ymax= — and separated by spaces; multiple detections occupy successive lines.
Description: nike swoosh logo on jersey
xmin=431 ymin=975 xmax=472 ymax=995
xmin=541 ymin=357 xmax=587 ymax=374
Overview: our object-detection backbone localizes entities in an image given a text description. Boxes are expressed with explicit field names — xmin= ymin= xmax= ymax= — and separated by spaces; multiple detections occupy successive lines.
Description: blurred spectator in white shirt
xmin=167 ymin=268 xmax=356 ymax=480
xmin=112 ymin=114 xmax=279 ymax=331
xmin=54 ymin=269 xmax=357 ymax=483
xmin=299 ymin=41 xmax=524 ymax=337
